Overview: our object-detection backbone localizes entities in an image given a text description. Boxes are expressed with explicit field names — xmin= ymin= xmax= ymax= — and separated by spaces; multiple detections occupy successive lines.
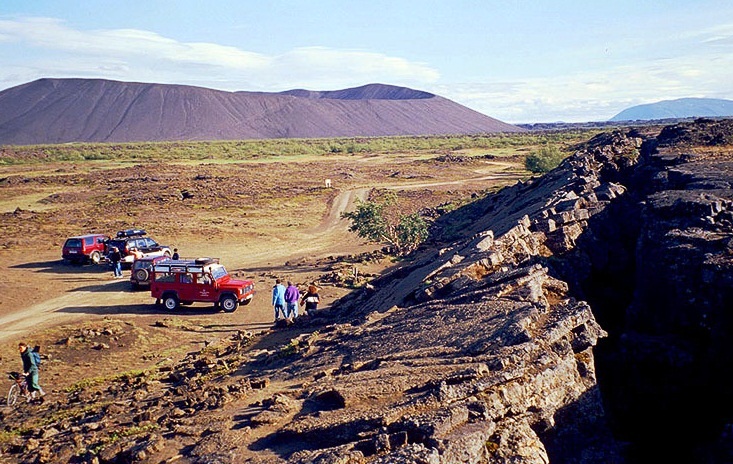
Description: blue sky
xmin=1 ymin=0 xmax=732 ymax=123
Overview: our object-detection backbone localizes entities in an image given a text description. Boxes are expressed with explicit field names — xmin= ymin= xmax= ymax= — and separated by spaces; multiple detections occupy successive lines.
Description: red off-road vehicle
xmin=150 ymin=258 xmax=255 ymax=312
xmin=62 ymin=233 xmax=109 ymax=265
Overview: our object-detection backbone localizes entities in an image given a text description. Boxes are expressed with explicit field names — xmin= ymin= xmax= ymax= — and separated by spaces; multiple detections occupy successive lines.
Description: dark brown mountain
xmin=0 ymin=78 xmax=522 ymax=145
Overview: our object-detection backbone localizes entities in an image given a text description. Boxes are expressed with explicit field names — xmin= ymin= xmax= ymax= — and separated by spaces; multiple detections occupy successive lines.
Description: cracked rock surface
xmin=3 ymin=119 xmax=733 ymax=463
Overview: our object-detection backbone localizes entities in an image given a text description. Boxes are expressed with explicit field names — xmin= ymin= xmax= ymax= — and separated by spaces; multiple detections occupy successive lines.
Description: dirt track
xmin=0 ymin=156 xmax=525 ymax=385
xmin=0 ymin=186 xmax=371 ymax=344
xmin=0 ymin=170 xmax=519 ymax=343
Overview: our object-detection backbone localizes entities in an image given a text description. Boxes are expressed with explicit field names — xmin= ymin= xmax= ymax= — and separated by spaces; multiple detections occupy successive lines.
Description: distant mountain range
xmin=0 ymin=78 xmax=522 ymax=145
xmin=610 ymin=97 xmax=733 ymax=122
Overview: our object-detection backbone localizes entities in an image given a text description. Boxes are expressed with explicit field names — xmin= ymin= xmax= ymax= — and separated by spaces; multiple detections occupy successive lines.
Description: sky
xmin=1 ymin=0 xmax=733 ymax=123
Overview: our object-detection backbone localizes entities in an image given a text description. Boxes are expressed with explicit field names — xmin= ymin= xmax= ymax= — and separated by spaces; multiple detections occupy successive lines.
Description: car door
xmin=144 ymin=237 xmax=161 ymax=252
xmin=133 ymin=238 xmax=147 ymax=254
xmin=177 ymin=272 xmax=198 ymax=302
xmin=192 ymin=272 xmax=216 ymax=303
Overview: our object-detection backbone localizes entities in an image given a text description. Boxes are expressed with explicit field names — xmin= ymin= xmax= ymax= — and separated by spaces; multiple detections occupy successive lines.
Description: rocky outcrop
xmin=2 ymin=119 xmax=733 ymax=463
xmin=587 ymin=119 xmax=733 ymax=462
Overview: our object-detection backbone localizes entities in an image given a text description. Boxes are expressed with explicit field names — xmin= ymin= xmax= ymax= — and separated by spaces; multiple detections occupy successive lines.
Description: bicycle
xmin=6 ymin=371 xmax=30 ymax=406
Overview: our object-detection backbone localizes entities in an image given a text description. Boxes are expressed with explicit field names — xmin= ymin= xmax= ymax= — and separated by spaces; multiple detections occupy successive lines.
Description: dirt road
xmin=0 ymin=165 xmax=523 ymax=352
xmin=0 ymin=187 xmax=371 ymax=344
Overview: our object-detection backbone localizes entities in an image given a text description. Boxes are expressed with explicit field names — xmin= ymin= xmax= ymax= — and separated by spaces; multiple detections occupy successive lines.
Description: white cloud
xmin=0 ymin=17 xmax=439 ymax=92
xmin=435 ymin=46 xmax=733 ymax=123
xmin=696 ymin=23 xmax=733 ymax=45
xmin=2 ymin=16 xmax=732 ymax=123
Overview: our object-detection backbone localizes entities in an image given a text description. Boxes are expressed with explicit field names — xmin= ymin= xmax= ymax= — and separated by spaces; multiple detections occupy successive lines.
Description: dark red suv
xmin=62 ymin=233 xmax=109 ymax=265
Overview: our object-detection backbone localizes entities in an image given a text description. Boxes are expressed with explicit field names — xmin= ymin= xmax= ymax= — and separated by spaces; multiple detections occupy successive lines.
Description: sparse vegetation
xmin=64 ymin=369 xmax=152 ymax=393
xmin=524 ymin=144 xmax=567 ymax=173
xmin=0 ymin=131 xmax=597 ymax=165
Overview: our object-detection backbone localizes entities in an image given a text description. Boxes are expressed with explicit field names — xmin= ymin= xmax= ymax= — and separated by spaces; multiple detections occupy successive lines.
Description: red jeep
xmin=150 ymin=258 xmax=255 ymax=312
xmin=62 ymin=233 xmax=109 ymax=265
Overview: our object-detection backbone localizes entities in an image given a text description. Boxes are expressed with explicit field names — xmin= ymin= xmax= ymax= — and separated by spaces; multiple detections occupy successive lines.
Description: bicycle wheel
xmin=7 ymin=383 xmax=20 ymax=406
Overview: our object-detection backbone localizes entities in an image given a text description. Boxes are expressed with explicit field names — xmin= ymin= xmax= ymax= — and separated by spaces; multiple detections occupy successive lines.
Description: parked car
xmin=150 ymin=258 xmax=255 ymax=312
xmin=62 ymin=233 xmax=109 ymax=265
xmin=130 ymin=255 xmax=170 ymax=289
xmin=105 ymin=229 xmax=172 ymax=267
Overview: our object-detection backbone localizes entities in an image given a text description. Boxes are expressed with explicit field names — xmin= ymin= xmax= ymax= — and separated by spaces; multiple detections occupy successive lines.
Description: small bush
xmin=525 ymin=144 xmax=566 ymax=173
xmin=341 ymin=193 xmax=429 ymax=255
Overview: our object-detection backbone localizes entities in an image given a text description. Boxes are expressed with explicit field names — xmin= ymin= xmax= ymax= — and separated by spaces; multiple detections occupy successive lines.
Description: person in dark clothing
xmin=19 ymin=342 xmax=45 ymax=402
xmin=300 ymin=285 xmax=321 ymax=315
xmin=172 ymin=248 xmax=180 ymax=260
xmin=108 ymin=246 xmax=122 ymax=278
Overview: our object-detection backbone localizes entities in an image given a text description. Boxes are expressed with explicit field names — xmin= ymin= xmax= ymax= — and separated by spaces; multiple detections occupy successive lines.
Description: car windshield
xmin=210 ymin=264 xmax=228 ymax=280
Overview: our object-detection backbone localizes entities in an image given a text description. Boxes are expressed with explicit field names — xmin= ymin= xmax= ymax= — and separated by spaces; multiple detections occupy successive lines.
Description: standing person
xmin=172 ymin=248 xmax=180 ymax=260
xmin=301 ymin=285 xmax=321 ymax=315
xmin=272 ymin=279 xmax=286 ymax=322
xmin=284 ymin=281 xmax=301 ymax=320
xmin=19 ymin=342 xmax=45 ymax=403
xmin=108 ymin=246 xmax=122 ymax=278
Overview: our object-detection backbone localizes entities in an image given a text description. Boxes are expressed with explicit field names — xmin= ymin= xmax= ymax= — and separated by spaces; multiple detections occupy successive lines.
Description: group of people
xmin=271 ymin=279 xmax=321 ymax=322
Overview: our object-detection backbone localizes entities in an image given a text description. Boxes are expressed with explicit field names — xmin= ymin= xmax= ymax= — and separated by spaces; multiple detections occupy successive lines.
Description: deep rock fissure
xmin=546 ymin=125 xmax=733 ymax=462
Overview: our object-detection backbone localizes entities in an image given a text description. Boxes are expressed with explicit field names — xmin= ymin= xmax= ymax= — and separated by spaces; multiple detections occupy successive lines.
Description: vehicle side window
xmin=147 ymin=238 xmax=158 ymax=247
xmin=84 ymin=237 xmax=94 ymax=246
xmin=156 ymin=273 xmax=175 ymax=283
xmin=181 ymin=274 xmax=193 ymax=284
xmin=196 ymin=274 xmax=212 ymax=285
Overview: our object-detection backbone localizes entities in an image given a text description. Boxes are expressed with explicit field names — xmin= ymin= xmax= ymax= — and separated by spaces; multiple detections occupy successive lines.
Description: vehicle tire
xmin=90 ymin=251 xmax=101 ymax=265
xmin=220 ymin=295 xmax=238 ymax=313
xmin=7 ymin=383 xmax=19 ymax=406
xmin=135 ymin=269 xmax=149 ymax=283
xmin=163 ymin=294 xmax=180 ymax=310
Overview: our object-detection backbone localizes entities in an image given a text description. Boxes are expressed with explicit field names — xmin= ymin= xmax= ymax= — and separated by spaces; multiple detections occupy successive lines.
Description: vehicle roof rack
xmin=152 ymin=257 xmax=221 ymax=273
xmin=117 ymin=229 xmax=147 ymax=238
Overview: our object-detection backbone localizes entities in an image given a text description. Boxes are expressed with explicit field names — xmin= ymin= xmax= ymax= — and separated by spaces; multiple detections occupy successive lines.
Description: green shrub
xmin=341 ymin=192 xmax=429 ymax=255
xmin=525 ymin=144 xmax=566 ymax=173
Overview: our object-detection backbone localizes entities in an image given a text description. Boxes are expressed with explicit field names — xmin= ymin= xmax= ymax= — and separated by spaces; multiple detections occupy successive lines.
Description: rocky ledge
xmin=2 ymin=119 xmax=732 ymax=463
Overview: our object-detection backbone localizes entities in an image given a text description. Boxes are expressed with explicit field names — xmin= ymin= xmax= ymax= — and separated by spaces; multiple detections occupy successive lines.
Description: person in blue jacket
xmin=272 ymin=279 xmax=286 ymax=322
xmin=19 ymin=342 xmax=45 ymax=403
